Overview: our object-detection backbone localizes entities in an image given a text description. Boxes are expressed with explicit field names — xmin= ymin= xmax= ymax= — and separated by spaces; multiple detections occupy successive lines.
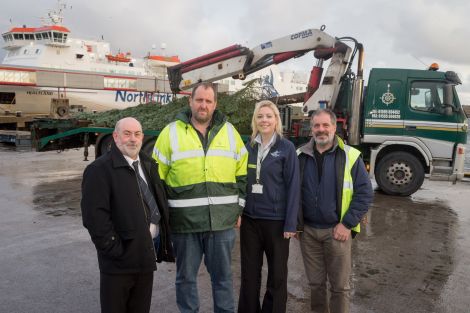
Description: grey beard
xmin=314 ymin=135 xmax=334 ymax=147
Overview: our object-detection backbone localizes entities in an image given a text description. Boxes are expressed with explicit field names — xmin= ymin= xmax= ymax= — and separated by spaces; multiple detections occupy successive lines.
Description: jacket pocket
xmin=219 ymin=182 xmax=238 ymax=192
xmin=116 ymin=229 xmax=136 ymax=240
xmin=265 ymin=185 xmax=278 ymax=207
xmin=268 ymin=186 xmax=285 ymax=214
xmin=167 ymin=184 xmax=195 ymax=199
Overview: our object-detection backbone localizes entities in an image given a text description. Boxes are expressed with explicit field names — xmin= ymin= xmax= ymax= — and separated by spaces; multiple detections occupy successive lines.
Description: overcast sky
xmin=1 ymin=0 xmax=469 ymax=103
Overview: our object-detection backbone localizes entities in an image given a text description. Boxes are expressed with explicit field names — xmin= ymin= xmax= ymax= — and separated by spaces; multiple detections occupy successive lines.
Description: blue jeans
xmin=171 ymin=229 xmax=236 ymax=313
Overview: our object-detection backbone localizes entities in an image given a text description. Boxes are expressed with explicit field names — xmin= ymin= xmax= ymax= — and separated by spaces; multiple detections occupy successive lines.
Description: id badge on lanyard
xmin=252 ymin=183 xmax=263 ymax=194
xmin=252 ymin=145 xmax=268 ymax=194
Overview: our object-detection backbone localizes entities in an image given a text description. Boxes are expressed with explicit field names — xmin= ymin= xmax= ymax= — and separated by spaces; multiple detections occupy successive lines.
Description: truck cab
xmin=362 ymin=68 xmax=468 ymax=195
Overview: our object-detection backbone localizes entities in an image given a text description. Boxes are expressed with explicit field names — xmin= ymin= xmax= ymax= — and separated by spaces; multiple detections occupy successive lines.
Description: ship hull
xmin=0 ymin=85 xmax=176 ymax=114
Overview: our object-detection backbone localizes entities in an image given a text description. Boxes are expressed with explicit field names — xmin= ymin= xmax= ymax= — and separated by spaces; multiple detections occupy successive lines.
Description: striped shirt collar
xmin=255 ymin=133 xmax=277 ymax=150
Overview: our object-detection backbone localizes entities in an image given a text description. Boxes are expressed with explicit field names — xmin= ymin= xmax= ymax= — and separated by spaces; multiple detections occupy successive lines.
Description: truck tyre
xmin=95 ymin=134 xmax=113 ymax=158
xmin=142 ymin=137 xmax=157 ymax=157
xmin=375 ymin=151 xmax=424 ymax=196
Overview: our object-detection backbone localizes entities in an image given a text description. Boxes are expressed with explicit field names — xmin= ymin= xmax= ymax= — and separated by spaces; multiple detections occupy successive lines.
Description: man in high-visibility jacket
xmin=297 ymin=109 xmax=373 ymax=313
xmin=153 ymin=82 xmax=248 ymax=313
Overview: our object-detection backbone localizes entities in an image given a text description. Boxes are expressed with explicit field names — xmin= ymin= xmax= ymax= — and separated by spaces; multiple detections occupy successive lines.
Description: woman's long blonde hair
xmin=250 ymin=100 xmax=283 ymax=145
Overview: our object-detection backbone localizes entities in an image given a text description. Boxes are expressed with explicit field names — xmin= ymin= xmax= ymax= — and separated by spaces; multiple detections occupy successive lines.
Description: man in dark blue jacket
xmin=297 ymin=109 xmax=373 ymax=313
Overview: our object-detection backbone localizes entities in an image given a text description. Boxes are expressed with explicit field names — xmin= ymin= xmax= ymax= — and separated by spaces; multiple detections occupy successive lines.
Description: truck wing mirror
xmin=442 ymin=84 xmax=455 ymax=116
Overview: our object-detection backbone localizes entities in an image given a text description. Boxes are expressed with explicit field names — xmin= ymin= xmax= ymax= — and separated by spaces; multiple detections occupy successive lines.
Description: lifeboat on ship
xmin=146 ymin=55 xmax=180 ymax=67
xmin=106 ymin=52 xmax=132 ymax=63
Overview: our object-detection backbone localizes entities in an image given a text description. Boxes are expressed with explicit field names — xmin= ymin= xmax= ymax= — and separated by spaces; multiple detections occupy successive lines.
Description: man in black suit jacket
xmin=81 ymin=117 xmax=174 ymax=313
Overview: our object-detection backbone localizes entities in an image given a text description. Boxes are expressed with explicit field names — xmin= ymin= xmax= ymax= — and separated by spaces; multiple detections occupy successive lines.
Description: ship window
xmin=25 ymin=34 xmax=34 ymax=40
xmin=53 ymin=32 xmax=64 ymax=43
xmin=42 ymin=32 xmax=49 ymax=39
xmin=0 ymin=92 xmax=16 ymax=105
xmin=76 ymin=54 xmax=84 ymax=59
xmin=23 ymin=49 xmax=28 ymax=54
xmin=104 ymin=77 xmax=137 ymax=89
xmin=14 ymin=33 xmax=24 ymax=40
xmin=0 ymin=70 xmax=36 ymax=84
xmin=36 ymin=33 xmax=42 ymax=40
xmin=35 ymin=49 xmax=40 ymax=54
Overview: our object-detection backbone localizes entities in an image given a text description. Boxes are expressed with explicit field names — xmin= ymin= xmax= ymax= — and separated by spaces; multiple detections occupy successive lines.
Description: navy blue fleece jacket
xmin=244 ymin=135 xmax=300 ymax=232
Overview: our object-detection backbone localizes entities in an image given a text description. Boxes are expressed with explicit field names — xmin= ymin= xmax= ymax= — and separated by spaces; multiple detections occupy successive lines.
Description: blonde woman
xmin=238 ymin=100 xmax=300 ymax=313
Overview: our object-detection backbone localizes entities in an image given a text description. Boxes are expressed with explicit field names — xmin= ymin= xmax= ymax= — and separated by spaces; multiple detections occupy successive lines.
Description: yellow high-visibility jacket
xmin=153 ymin=109 xmax=248 ymax=233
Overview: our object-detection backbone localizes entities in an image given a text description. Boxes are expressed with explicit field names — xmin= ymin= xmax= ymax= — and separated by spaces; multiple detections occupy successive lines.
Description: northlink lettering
xmin=115 ymin=91 xmax=173 ymax=104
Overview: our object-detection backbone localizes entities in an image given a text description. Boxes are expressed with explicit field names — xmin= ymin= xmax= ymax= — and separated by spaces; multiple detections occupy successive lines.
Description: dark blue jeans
xmin=172 ymin=229 xmax=236 ymax=313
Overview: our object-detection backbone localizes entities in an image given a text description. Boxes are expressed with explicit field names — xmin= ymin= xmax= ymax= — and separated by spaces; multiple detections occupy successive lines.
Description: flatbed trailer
xmin=31 ymin=118 xmax=161 ymax=160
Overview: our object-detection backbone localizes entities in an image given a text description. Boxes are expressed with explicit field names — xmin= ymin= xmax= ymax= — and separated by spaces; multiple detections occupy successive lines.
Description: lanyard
xmin=256 ymin=143 xmax=271 ymax=183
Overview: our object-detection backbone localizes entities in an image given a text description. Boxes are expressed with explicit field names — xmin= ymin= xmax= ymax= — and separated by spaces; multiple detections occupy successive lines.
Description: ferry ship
xmin=0 ymin=3 xmax=307 ymax=118
xmin=0 ymin=3 xmax=180 ymax=116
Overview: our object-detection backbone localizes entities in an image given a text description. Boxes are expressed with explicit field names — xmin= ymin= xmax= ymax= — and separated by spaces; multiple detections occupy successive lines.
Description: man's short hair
xmin=191 ymin=82 xmax=218 ymax=103
xmin=311 ymin=109 xmax=337 ymax=125
xmin=114 ymin=117 xmax=142 ymax=133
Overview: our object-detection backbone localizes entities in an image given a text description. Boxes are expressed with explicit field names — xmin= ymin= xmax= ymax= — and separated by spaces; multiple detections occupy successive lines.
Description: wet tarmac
xmin=1 ymin=145 xmax=469 ymax=313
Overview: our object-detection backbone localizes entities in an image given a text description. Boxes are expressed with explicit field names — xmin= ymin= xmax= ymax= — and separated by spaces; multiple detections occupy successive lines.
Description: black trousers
xmin=100 ymin=271 xmax=154 ymax=313
xmin=238 ymin=216 xmax=290 ymax=313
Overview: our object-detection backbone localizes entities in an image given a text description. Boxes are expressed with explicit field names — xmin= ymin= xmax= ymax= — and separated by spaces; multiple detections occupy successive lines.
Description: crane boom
xmin=167 ymin=27 xmax=355 ymax=113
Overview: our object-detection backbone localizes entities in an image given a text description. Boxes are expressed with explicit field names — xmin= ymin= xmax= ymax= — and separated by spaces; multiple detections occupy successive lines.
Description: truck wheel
xmin=375 ymin=151 xmax=424 ymax=196
xmin=142 ymin=137 xmax=157 ymax=157
xmin=95 ymin=134 xmax=113 ymax=158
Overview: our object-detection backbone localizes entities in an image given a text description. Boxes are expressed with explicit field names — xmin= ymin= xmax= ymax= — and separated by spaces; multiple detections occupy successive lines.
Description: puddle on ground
xmin=32 ymin=176 xmax=82 ymax=217
xmin=351 ymin=192 xmax=457 ymax=312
